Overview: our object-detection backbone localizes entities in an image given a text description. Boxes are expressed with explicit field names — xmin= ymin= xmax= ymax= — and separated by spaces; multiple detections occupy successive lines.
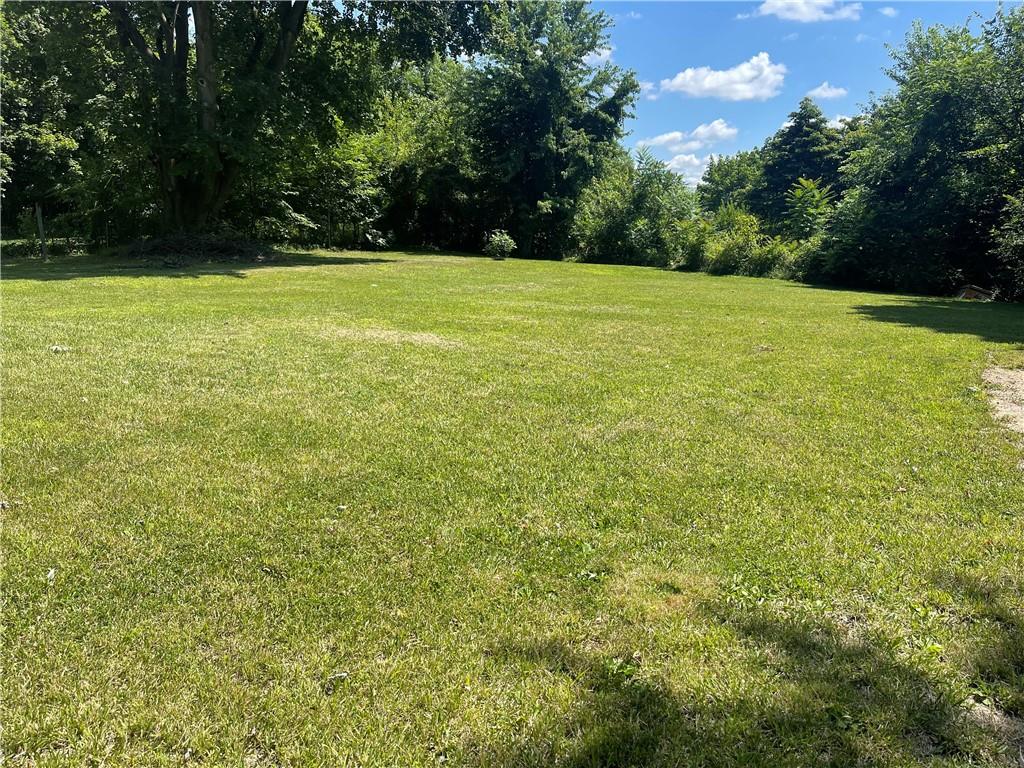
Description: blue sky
xmin=591 ymin=0 xmax=1011 ymax=183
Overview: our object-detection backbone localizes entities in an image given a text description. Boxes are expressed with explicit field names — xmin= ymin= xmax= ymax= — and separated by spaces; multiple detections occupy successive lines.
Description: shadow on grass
xmin=470 ymin=584 xmax=1024 ymax=767
xmin=853 ymin=299 xmax=1024 ymax=346
xmin=938 ymin=572 xmax=1024 ymax=719
xmin=0 ymin=249 xmax=396 ymax=282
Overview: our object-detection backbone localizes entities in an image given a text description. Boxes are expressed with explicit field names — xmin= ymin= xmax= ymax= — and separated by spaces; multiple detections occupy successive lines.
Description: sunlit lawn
xmin=3 ymin=249 xmax=1023 ymax=766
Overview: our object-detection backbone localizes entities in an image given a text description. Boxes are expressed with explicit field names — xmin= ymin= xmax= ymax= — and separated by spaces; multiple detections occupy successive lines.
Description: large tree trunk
xmin=107 ymin=1 xmax=308 ymax=235
xmin=191 ymin=2 xmax=217 ymax=135
xmin=35 ymin=202 xmax=48 ymax=258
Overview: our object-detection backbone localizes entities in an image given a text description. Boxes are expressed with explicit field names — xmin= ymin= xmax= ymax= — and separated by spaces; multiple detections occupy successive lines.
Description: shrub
xmin=363 ymin=228 xmax=390 ymax=249
xmin=787 ymin=233 xmax=826 ymax=281
xmin=484 ymin=229 xmax=516 ymax=260
xmin=668 ymin=218 xmax=712 ymax=271
xmin=120 ymin=233 xmax=274 ymax=266
xmin=702 ymin=205 xmax=764 ymax=275
xmin=573 ymin=149 xmax=697 ymax=267
xmin=705 ymin=230 xmax=757 ymax=275
xmin=253 ymin=206 xmax=318 ymax=244
xmin=743 ymin=236 xmax=795 ymax=277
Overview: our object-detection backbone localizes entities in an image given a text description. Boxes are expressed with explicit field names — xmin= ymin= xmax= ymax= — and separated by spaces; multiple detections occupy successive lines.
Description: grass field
xmin=3 ymin=249 xmax=1024 ymax=767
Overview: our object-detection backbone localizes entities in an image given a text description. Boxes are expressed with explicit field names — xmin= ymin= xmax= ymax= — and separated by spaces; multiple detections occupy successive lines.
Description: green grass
xmin=3 ymin=249 xmax=1023 ymax=767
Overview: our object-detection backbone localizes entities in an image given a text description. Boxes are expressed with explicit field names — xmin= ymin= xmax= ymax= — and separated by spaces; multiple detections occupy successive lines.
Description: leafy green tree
xmin=3 ymin=1 xmax=492 ymax=236
xmin=821 ymin=10 xmax=1023 ymax=293
xmin=702 ymin=204 xmax=766 ymax=276
xmin=697 ymin=150 xmax=763 ymax=213
xmin=465 ymin=1 xmax=637 ymax=258
xmin=374 ymin=59 xmax=480 ymax=250
xmin=785 ymin=177 xmax=834 ymax=239
xmin=992 ymin=193 xmax=1024 ymax=300
xmin=1 ymin=6 xmax=82 ymax=251
xmin=574 ymin=148 xmax=695 ymax=267
xmin=750 ymin=97 xmax=842 ymax=228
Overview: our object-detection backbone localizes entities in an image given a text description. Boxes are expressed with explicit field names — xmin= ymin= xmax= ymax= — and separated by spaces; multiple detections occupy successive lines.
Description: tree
xmin=785 ymin=177 xmax=834 ymax=239
xmin=464 ymin=1 xmax=637 ymax=259
xmin=697 ymin=150 xmax=763 ymax=214
xmin=373 ymin=59 xmax=480 ymax=250
xmin=1 ymin=6 xmax=82 ymax=252
xmin=574 ymin=148 xmax=696 ymax=267
xmin=993 ymin=193 xmax=1024 ymax=299
xmin=820 ymin=11 xmax=1024 ymax=293
xmin=99 ymin=1 xmax=315 ymax=231
xmin=5 ymin=1 xmax=492 ymax=235
xmin=750 ymin=97 xmax=842 ymax=228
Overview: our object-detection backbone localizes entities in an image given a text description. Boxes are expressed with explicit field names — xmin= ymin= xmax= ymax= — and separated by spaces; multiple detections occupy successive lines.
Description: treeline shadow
xmin=853 ymin=298 xmax=1024 ymax=346
xmin=0 ymin=249 xmax=396 ymax=282
xmin=467 ymin=575 xmax=1023 ymax=767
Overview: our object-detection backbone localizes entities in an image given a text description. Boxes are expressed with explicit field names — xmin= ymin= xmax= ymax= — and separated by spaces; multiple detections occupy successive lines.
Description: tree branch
xmin=173 ymin=1 xmax=190 ymax=98
xmin=266 ymin=1 xmax=308 ymax=74
xmin=244 ymin=2 xmax=267 ymax=75
xmin=192 ymin=0 xmax=218 ymax=133
xmin=157 ymin=3 xmax=174 ymax=65
xmin=105 ymin=1 xmax=161 ymax=69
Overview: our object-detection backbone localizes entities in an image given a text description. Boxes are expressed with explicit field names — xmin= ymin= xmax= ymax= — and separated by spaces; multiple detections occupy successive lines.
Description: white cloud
xmin=828 ymin=114 xmax=852 ymax=128
xmin=659 ymin=52 xmax=786 ymax=101
xmin=855 ymin=32 xmax=872 ymax=43
xmin=639 ymin=80 xmax=658 ymax=101
xmin=640 ymin=131 xmax=686 ymax=149
xmin=879 ymin=6 xmax=898 ymax=17
xmin=806 ymin=80 xmax=848 ymax=99
xmin=584 ymin=46 xmax=614 ymax=67
xmin=615 ymin=10 xmax=643 ymax=20
xmin=754 ymin=0 xmax=861 ymax=22
xmin=667 ymin=153 xmax=711 ymax=186
xmin=638 ymin=119 xmax=739 ymax=154
xmin=689 ymin=119 xmax=739 ymax=145
xmin=782 ymin=32 xmax=800 ymax=41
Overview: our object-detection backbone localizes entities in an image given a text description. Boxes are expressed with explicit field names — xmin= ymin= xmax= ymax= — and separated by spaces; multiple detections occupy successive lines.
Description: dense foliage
xmin=0 ymin=0 xmax=634 ymax=260
xmin=2 ymin=2 xmax=1022 ymax=298
xmin=572 ymin=148 xmax=695 ymax=268
xmin=695 ymin=7 xmax=1024 ymax=299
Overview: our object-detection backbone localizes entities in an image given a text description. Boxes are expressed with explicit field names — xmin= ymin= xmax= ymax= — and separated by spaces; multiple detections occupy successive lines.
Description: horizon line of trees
xmin=2 ymin=2 xmax=1022 ymax=299
xmin=689 ymin=5 xmax=1023 ymax=299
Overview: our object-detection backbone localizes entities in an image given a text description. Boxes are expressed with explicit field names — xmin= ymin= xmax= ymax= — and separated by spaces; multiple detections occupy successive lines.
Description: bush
xmin=743 ymin=236 xmax=795 ymax=277
xmin=253 ymin=205 xmax=318 ymax=244
xmin=0 ymin=237 xmax=88 ymax=260
xmin=705 ymin=231 xmax=757 ymax=275
xmin=573 ymin=149 xmax=697 ymax=267
xmin=668 ymin=218 xmax=712 ymax=271
xmin=787 ymin=233 xmax=826 ymax=281
xmin=702 ymin=205 xmax=764 ymax=275
xmin=667 ymin=204 xmax=827 ymax=282
xmin=484 ymin=229 xmax=516 ymax=260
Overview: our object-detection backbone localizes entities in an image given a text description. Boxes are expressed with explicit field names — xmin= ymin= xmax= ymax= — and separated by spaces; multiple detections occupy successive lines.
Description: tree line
xmin=692 ymin=8 xmax=1024 ymax=299
xmin=2 ymin=2 xmax=1022 ymax=298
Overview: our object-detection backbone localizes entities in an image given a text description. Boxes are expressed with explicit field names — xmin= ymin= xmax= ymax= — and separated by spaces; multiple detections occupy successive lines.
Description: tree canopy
xmin=2 ymin=2 xmax=1022 ymax=299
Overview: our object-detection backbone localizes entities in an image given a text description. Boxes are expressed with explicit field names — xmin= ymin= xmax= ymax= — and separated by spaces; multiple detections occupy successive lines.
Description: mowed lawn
xmin=3 ymin=250 xmax=1024 ymax=767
